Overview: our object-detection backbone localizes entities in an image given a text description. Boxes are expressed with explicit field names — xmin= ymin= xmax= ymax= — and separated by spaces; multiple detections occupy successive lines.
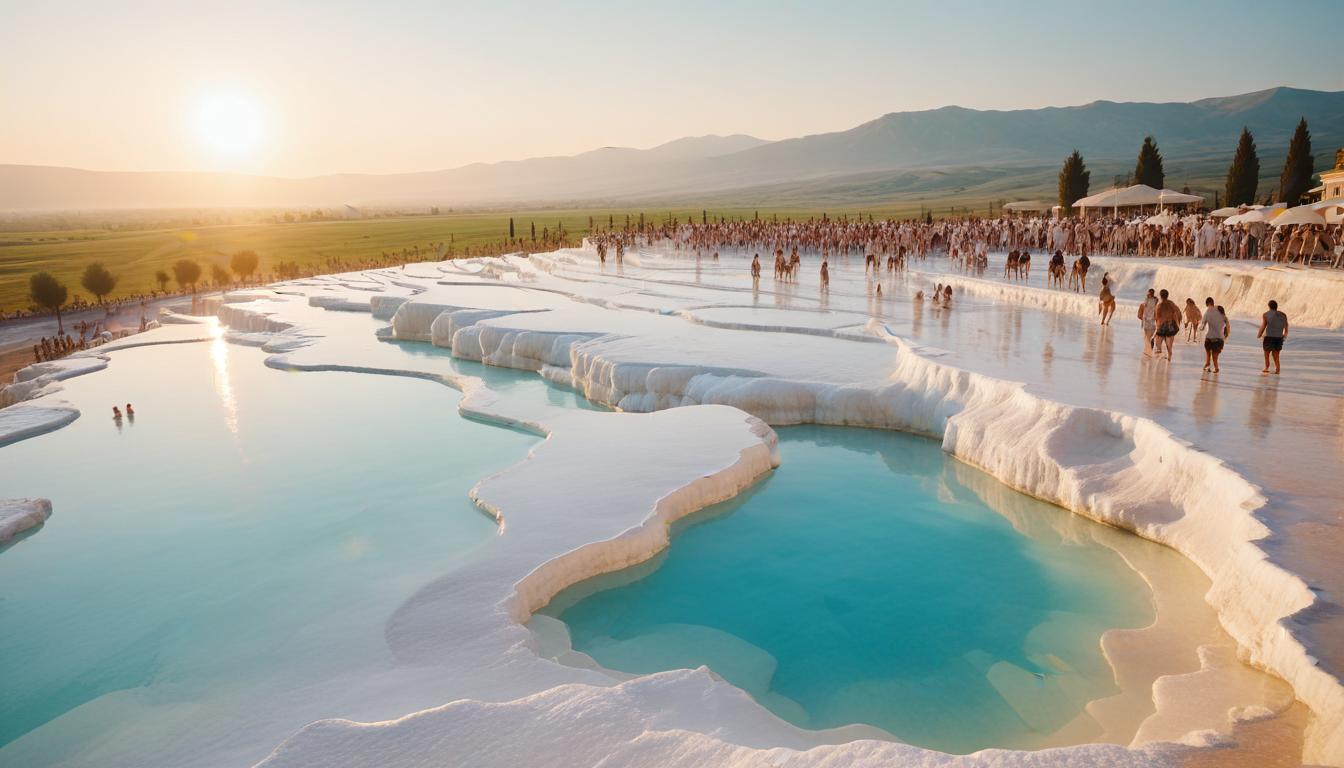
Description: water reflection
xmin=0 ymin=342 xmax=531 ymax=766
xmin=209 ymin=325 xmax=239 ymax=437
xmin=1192 ymin=375 xmax=1220 ymax=426
xmin=1137 ymin=360 xmax=1172 ymax=411
xmin=1248 ymin=380 xmax=1279 ymax=439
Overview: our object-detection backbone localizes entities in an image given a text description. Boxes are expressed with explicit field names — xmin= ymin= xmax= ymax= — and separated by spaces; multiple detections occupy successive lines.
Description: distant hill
xmin=714 ymin=87 xmax=1344 ymax=182
xmin=3 ymin=87 xmax=1342 ymax=210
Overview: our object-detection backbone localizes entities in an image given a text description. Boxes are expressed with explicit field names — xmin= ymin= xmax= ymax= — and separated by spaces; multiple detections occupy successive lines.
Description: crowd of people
xmin=1040 ymin=214 xmax=1339 ymax=264
xmin=33 ymin=333 xmax=80 ymax=363
xmin=594 ymin=215 xmax=1303 ymax=377
xmin=1133 ymin=290 xmax=1287 ymax=374
xmin=29 ymin=319 xmax=116 ymax=363
xmin=590 ymin=211 xmax=1342 ymax=268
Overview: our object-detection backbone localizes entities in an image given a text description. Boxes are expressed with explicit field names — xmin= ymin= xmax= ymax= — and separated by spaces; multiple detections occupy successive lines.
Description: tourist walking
xmin=1098 ymin=273 xmax=1116 ymax=325
xmin=1257 ymin=300 xmax=1289 ymax=375
xmin=1200 ymin=297 xmax=1229 ymax=373
xmin=1139 ymin=289 xmax=1159 ymax=356
xmin=1183 ymin=298 xmax=1202 ymax=342
xmin=1153 ymin=289 xmax=1182 ymax=362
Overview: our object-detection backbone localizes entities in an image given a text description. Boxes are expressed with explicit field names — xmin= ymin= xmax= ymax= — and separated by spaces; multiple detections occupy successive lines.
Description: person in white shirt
xmin=1197 ymin=221 xmax=1218 ymax=258
xmin=1200 ymin=296 xmax=1229 ymax=373
xmin=1139 ymin=289 xmax=1159 ymax=357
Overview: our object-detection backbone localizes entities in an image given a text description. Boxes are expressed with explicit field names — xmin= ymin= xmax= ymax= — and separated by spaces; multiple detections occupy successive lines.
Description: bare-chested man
xmin=1153 ymin=289 xmax=1182 ymax=362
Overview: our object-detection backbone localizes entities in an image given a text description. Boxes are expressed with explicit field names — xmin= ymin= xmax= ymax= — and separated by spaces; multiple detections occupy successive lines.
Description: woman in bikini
xmin=1183 ymin=298 xmax=1202 ymax=342
xmin=1098 ymin=273 xmax=1116 ymax=325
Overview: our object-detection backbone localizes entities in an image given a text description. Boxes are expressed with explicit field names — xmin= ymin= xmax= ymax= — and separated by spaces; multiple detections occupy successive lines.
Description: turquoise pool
xmin=542 ymin=425 xmax=1154 ymax=753
xmin=0 ymin=320 xmax=1158 ymax=764
xmin=0 ymin=337 xmax=556 ymax=767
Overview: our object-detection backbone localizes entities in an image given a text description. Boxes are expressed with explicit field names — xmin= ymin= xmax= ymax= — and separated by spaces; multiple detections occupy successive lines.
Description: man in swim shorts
xmin=1153 ymin=289 xmax=1182 ymax=362
xmin=1257 ymin=299 xmax=1289 ymax=374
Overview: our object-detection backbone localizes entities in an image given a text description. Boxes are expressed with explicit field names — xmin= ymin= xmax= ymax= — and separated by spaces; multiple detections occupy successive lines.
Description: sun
xmin=194 ymin=89 xmax=266 ymax=159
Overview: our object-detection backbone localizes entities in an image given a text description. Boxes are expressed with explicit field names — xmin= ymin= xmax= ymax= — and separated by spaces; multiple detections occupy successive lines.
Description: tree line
xmin=1058 ymin=118 xmax=1318 ymax=215
xmin=26 ymin=250 xmax=260 ymax=333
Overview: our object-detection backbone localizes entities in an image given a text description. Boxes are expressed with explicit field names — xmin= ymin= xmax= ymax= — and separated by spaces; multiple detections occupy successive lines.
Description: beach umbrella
xmin=1309 ymin=197 xmax=1344 ymax=224
xmin=1209 ymin=206 xmax=1240 ymax=218
xmin=1224 ymin=207 xmax=1281 ymax=226
xmin=1269 ymin=205 xmax=1326 ymax=228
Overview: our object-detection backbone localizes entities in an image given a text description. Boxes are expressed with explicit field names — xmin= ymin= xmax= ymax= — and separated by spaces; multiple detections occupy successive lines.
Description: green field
xmin=0 ymin=203 xmax=983 ymax=313
xmin=5 ymin=140 xmax=1333 ymax=314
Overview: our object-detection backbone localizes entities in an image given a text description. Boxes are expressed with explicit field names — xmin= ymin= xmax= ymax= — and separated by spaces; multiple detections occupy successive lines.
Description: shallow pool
xmin=542 ymin=425 xmax=1154 ymax=753
xmin=0 ymin=337 xmax=546 ymax=767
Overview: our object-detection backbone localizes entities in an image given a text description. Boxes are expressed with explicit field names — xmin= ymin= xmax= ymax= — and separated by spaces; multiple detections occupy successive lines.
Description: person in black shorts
xmin=1200 ymin=297 xmax=1229 ymax=373
xmin=1153 ymin=289 xmax=1182 ymax=362
xmin=1257 ymin=299 xmax=1289 ymax=374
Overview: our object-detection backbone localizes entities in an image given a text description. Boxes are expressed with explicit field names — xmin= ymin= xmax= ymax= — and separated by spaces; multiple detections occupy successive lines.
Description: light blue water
xmin=1 ymin=317 xmax=1155 ymax=761
xmin=544 ymin=425 xmax=1154 ymax=753
xmin=0 ymin=336 xmax=574 ymax=766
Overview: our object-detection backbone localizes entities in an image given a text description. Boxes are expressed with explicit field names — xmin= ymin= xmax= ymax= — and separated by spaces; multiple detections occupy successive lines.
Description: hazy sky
xmin=3 ymin=0 xmax=1340 ymax=177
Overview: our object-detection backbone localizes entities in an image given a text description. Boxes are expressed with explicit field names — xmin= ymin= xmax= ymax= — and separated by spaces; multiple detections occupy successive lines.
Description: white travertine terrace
xmin=2 ymin=245 xmax=1340 ymax=768
xmin=0 ymin=497 xmax=51 ymax=543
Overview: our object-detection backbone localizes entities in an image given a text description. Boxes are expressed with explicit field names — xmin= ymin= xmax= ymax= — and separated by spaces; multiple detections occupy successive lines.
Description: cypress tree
xmin=1058 ymin=150 xmax=1091 ymax=215
xmin=530 ymin=221 xmax=536 ymax=241
xmin=1133 ymin=136 xmax=1165 ymax=188
xmin=509 ymin=217 xmax=515 ymax=239
xmin=1278 ymin=117 xmax=1314 ymax=206
xmin=1224 ymin=127 xmax=1260 ymax=206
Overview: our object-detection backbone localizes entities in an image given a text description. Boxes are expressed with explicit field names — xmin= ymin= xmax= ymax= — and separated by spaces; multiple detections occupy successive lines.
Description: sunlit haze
xmin=194 ymin=89 xmax=267 ymax=164
xmin=3 ymin=0 xmax=1342 ymax=177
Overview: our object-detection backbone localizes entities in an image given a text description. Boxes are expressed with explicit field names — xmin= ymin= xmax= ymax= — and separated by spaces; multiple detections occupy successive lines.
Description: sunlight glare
xmin=194 ymin=89 xmax=265 ymax=158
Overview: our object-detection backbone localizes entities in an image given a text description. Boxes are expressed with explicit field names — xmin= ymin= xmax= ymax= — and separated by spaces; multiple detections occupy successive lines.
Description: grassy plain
xmin=0 ymin=203 xmax=973 ymax=312
xmin=5 ymin=138 xmax=1331 ymax=313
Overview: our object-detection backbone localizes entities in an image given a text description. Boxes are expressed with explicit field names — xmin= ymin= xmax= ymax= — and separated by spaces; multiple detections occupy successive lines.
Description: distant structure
xmin=344 ymin=204 xmax=364 ymax=219
xmin=1317 ymin=149 xmax=1344 ymax=200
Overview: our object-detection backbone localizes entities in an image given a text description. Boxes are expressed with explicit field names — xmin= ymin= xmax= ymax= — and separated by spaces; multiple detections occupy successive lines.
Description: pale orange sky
xmin=3 ymin=0 xmax=1339 ymax=178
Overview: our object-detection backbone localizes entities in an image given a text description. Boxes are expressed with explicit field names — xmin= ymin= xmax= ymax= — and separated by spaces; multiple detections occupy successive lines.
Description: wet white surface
xmin=3 ymin=246 xmax=1340 ymax=768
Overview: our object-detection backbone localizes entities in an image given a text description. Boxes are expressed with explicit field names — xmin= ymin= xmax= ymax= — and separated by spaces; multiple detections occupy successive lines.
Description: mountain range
xmin=3 ymin=86 xmax=1342 ymax=211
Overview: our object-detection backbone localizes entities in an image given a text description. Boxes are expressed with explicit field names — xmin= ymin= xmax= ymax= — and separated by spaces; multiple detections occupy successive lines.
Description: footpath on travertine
xmin=552 ymin=247 xmax=1344 ymax=682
